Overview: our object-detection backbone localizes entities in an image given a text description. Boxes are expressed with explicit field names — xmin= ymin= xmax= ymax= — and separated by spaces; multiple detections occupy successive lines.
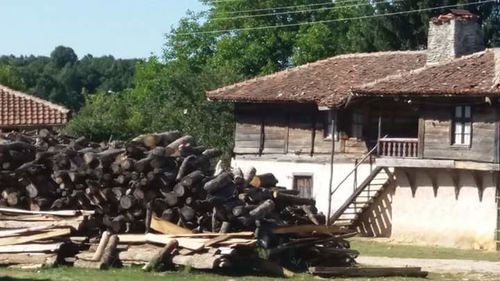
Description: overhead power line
xmin=211 ymin=0 xmax=405 ymax=21
xmin=209 ymin=0 xmax=246 ymax=3
xmin=177 ymin=0 xmax=494 ymax=36
xmin=208 ymin=1 xmax=338 ymax=16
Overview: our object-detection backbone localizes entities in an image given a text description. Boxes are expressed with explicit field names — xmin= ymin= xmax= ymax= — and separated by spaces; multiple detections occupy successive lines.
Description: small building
xmin=0 ymin=85 xmax=70 ymax=131
xmin=208 ymin=10 xmax=500 ymax=251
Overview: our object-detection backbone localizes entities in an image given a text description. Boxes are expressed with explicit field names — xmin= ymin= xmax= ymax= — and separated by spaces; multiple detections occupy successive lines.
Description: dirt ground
xmin=358 ymin=256 xmax=500 ymax=280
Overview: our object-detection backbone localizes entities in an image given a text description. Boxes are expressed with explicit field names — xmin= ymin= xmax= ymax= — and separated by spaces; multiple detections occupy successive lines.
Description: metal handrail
xmin=329 ymin=143 xmax=379 ymax=197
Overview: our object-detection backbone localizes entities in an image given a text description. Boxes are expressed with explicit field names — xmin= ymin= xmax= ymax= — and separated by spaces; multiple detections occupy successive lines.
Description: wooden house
xmin=0 ymin=85 xmax=70 ymax=131
xmin=207 ymin=11 xmax=500 ymax=251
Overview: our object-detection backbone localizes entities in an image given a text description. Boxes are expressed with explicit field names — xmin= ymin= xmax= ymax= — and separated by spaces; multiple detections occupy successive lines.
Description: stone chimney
xmin=426 ymin=9 xmax=485 ymax=64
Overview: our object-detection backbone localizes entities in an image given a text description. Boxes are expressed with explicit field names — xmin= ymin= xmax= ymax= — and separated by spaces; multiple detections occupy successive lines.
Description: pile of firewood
xmin=0 ymin=130 xmax=325 ymax=235
xmin=0 ymin=206 xmax=356 ymax=274
xmin=0 ymin=130 xmax=359 ymax=275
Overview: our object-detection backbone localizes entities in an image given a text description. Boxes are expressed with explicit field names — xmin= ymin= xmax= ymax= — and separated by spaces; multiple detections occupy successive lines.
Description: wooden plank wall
xmin=422 ymin=104 xmax=499 ymax=163
xmin=234 ymin=103 xmax=368 ymax=157
xmin=233 ymin=109 xmax=262 ymax=154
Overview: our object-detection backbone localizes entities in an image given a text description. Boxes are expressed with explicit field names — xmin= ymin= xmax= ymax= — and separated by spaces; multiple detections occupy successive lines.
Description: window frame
xmin=324 ymin=109 xmax=338 ymax=141
xmin=351 ymin=111 xmax=364 ymax=139
xmin=451 ymin=105 xmax=472 ymax=147
xmin=292 ymin=174 xmax=314 ymax=199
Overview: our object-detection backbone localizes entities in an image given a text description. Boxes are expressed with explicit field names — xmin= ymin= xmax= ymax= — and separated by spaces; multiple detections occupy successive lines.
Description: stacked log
xmin=0 ymin=130 xmax=325 ymax=235
xmin=0 ymin=130 xmax=363 ymax=276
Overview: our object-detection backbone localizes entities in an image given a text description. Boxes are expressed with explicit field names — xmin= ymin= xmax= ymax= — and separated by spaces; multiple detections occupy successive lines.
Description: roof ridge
xmin=493 ymin=48 xmax=500 ymax=91
xmin=207 ymin=50 xmax=424 ymax=97
xmin=0 ymin=85 xmax=70 ymax=113
xmin=352 ymin=49 xmax=491 ymax=93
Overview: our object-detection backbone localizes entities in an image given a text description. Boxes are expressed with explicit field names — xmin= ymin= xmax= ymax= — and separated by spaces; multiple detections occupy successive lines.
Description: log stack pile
xmin=0 ymin=130 xmax=361 ymax=276
xmin=0 ymin=130 xmax=326 ymax=234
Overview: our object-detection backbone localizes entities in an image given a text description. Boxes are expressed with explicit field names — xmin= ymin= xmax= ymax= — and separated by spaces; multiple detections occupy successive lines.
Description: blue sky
xmin=0 ymin=0 xmax=205 ymax=59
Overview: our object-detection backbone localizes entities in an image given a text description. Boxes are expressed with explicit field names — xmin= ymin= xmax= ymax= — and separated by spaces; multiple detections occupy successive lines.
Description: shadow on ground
xmin=0 ymin=277 xmax=50 ymax=281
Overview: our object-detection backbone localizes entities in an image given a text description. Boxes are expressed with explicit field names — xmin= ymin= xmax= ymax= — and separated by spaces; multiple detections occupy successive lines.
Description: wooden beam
xmin=310 ymin=110 xmax=317 ymax=156
xmin=284 ymin=113 xmax=289 ymax=154
xmin=309 ymin=266 xmax=428 ymax=278
xmin=449 ymin=169 xmax=461 ymax=200
xmin=376 ymin=158 xmax=454 ymax=169
xmin=424 ymin=169 xmax=439 ymax=197
xmin=402 ymin=169 xmax=417 ymax=197
xmin=454 ymin=161 xmax=500 ymax=171
xmin=471 ymin=171 xmax=484 ymax=201
xmin=417 ymin=116 xmax=425 ymax=159
xmin=272 ymin=224 xmax=345 ymax=235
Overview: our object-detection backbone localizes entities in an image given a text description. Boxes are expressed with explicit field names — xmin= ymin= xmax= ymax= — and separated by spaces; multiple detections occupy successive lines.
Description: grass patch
xmin=350 ymin=237 xmax=500 ymax=261
xmin=0 ymin=266 xmax=459 ymax=281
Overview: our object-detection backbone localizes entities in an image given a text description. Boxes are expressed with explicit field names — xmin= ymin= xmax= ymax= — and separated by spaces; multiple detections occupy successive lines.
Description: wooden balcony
xmin=379 ymin=138 xmax=419 ymax=158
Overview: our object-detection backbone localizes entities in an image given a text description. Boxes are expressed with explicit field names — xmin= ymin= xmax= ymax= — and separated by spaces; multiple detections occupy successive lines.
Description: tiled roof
xmin=207 ymin=51 xmax=427 ymax=107
xmin=354 ymin=49 xmax=500 ymax=96
xmin=0 ymin=85 xmax=70 ymax=128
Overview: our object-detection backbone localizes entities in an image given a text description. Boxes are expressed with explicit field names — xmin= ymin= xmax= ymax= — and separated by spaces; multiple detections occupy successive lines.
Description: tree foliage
xmin=0 ymin=46 xmax=137 ymax=110
xmin=57 ymin=0 xmax=500 ymax=155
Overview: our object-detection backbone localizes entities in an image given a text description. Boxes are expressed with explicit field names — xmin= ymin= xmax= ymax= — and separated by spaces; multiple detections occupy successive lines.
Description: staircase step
xmin=339 ymin=214 xmax=359 ymax=219
xmin=353 ymin=199 xmax=373 ymax=205
xmin=349 ymin=201 xmax=370 ymax=207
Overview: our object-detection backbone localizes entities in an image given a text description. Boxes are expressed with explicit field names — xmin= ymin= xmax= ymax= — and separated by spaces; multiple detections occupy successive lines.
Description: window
xmin=352 ymin=111 xmax=364 ymax=139
xmin=293 ymin=175 xmax=313 ymax=198
xmin=324 ymin=110 xmax=338 ymax=140
xmin=453 ymin=105 xmax=472 ymax=145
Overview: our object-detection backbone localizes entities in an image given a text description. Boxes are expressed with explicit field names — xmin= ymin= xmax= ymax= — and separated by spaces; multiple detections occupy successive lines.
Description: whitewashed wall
xmin=232 ymin=158 xmax=372 ymax=216
xmin=391 ymin=168 xmax=498 ymax=250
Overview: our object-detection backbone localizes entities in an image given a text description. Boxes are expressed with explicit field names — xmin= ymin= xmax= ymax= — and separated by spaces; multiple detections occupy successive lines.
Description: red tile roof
xmin=355 ymin=49 xmax=500 ymax=96
xmin=207 ymin=51 xmax=427 ymax=107
xmin=0 ymin=85 xmax=70 ymax=128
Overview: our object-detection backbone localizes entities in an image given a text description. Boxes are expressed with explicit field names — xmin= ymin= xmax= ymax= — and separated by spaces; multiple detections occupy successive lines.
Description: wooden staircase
xmin=330 ymin=167 xmax=394 ymax=228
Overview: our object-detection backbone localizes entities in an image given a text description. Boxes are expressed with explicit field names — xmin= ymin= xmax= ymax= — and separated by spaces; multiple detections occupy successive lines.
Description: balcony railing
xmin=379 ymin=138 xmax=419 ymax=158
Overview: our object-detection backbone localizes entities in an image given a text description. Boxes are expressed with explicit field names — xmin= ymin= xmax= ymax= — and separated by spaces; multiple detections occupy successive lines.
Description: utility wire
xmin=177 ymin=0 xmax=494 ymax=36
xmin=207 ymin=0 xmax=339 ymax=16
xmin=208 ymin=0 xmax=256 ymax=3
xmin=211 ymin=0 xmax=405 ymax=21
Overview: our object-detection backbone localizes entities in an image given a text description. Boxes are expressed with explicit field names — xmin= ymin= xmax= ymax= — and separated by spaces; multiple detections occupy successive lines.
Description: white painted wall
xmin=391 ymin=168 xmax=498 ymax=250
xmin=232 ymin=158 xmax=372 ymax=216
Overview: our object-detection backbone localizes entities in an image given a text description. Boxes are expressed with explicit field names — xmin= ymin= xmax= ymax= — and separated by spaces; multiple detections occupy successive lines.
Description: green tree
xmin=0 ymin=46 xmax=137 ymax=110
xmin=66 ymin=0 xmax=500 ymax=155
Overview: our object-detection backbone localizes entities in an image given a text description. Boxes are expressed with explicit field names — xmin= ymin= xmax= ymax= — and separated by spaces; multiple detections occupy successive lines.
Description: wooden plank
xmin=0 ymin=207 xmax=94 ymax=217
xmin=145 ymin=234 xmax=255 ymax=250
xmin=0 ymin=253 xmax=58 ymax=266
xmin=172 ymin=253 xmax=222 ymax=269
xmin=272 ymin=225 xmax=346 ymax=235
xmin=0 ymin=228 xmax=71 ymax=246
xmin=146 ymin=234 xmax=203 ymax=251
xmin=0 ymin=218 xmax=84 ymax=230
xmin=0 ymin=225 xmax=54 ymax=238
xmin=0 ymin=243 xmax=62 ymax=253
xmin=164 ymin=232 xmax=253 ymax=238
xmin=0 ymin=214 xmax=67 ymax=221
xmin=117 ymin=234 xmax=147 ymax=244
xmin=150 ymin=215 xmax=192 ymax=235
xmin=309 ymin=266 xmax=428 ymax=278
